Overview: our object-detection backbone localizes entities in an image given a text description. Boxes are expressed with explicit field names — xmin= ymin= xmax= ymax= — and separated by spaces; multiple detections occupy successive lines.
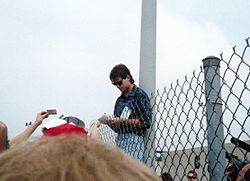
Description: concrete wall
xmin=157 ymin=140 xmax=250 ymax=181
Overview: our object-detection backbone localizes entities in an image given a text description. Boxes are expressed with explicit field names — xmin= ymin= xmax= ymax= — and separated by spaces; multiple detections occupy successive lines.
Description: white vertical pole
xmin=139 ymin=0 xmax=156 ymax=167
xmin=139 ymin=0 xmax=156 ymax=94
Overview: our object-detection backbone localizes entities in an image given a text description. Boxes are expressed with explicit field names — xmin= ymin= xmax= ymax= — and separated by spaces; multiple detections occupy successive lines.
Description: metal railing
xmin=99 ymin=38 xmax=250 ymax=181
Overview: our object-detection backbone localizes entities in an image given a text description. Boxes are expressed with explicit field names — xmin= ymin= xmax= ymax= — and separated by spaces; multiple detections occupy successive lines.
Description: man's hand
xmin=90 ymin=120 xmax=100 ymax=128
xmin=35 ymin=111 xmax=49 ymax=125
xmin=97 ymin=114 xmax=111 ymax=124
xmin=89 ymin=120 xmax=101 ymax=141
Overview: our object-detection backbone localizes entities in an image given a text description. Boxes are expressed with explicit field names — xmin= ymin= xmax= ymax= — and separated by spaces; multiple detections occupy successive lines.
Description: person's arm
xmin=89 ymin=120 xmax=101 ymax=141
xmin=108 ymin=117 xmax=147 ymax=128
xmin=236 ymin=163 xmax=250 ymax=181
xmin=10 ymin=111 xmax=49 ymax=146
xmin=108 ymin=90 xmax=152 ymax=130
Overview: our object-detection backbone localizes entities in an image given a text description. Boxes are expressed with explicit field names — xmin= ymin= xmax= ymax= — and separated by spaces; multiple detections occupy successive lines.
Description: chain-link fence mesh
xmin=99 ymin=38 xmax=250 ymax=181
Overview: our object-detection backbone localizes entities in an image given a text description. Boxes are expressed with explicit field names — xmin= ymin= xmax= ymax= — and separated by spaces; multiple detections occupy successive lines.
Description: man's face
xmin=187 ymin=173 xmax=198 ymax=181
xmin=112 ymin=76 xmax=130 ymax=92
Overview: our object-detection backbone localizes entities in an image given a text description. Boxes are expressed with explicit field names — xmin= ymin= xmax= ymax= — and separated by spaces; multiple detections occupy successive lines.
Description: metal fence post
xmin=139 ymin=0 xmax=156 ymax=168
xmin=203 ymin=56 xmax=227 ymax=181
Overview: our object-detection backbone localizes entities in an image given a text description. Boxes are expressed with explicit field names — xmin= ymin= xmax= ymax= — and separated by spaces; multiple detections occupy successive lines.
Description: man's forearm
xmin=109 ymin=118 xmax=147 ymax=128
xmin=10 ymin=111 xmax=49 ymax=146
xmin=10 ymin=121 xmax=40 ymax=146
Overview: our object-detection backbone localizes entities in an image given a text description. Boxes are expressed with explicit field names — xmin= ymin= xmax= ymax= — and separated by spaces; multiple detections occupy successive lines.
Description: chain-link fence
xmin=99 ymin=38 xmax=250 ymax=181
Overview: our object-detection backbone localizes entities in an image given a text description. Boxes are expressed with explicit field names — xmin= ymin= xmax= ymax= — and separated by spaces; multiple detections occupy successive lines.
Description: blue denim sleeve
xmin=137 ymin=92 xmax=152 ymax=128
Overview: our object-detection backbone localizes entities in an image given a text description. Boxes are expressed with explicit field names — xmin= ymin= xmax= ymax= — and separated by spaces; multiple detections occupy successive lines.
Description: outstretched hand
xmin=89 ymin=120 xmax=100 ymax=128
xmin=35 ymin=111 xmax=49 ymax=125
xmin=10 ymin=111 xmax=49 ymax=146
xmin=97 ymin=114 xmax=111 ymax=124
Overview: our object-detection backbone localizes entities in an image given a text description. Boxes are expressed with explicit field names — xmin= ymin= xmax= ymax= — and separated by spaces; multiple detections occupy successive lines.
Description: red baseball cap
xmin=43 ymin=123 xmax=88 ymax=137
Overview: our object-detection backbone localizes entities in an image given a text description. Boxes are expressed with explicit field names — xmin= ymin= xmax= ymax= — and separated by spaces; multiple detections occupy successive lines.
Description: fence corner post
xmin=202 ymin=56 xmax=227 ymax=181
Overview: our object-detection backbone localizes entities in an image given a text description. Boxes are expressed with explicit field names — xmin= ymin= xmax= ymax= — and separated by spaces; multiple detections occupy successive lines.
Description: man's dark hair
xmin=109 ymin=64 xmax=134 ymax=84
xmin=161 ymin=172 xmax=173 ymax=181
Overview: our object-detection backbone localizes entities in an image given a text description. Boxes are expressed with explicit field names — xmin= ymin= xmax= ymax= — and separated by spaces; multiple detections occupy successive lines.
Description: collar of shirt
xmin=121 ymin=84 xmax=137 ymax=97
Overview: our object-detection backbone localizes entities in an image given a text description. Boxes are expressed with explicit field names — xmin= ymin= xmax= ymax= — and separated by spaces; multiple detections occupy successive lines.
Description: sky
xmin=0 ymin=0 xmax=249 ymax=139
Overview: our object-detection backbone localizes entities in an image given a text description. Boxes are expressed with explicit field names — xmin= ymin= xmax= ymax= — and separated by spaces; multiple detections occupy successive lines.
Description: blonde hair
xmin=0 ymin=135 xmax=160 ymax=181
xmin=0 ymin=121 xmax=8 ymax=153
